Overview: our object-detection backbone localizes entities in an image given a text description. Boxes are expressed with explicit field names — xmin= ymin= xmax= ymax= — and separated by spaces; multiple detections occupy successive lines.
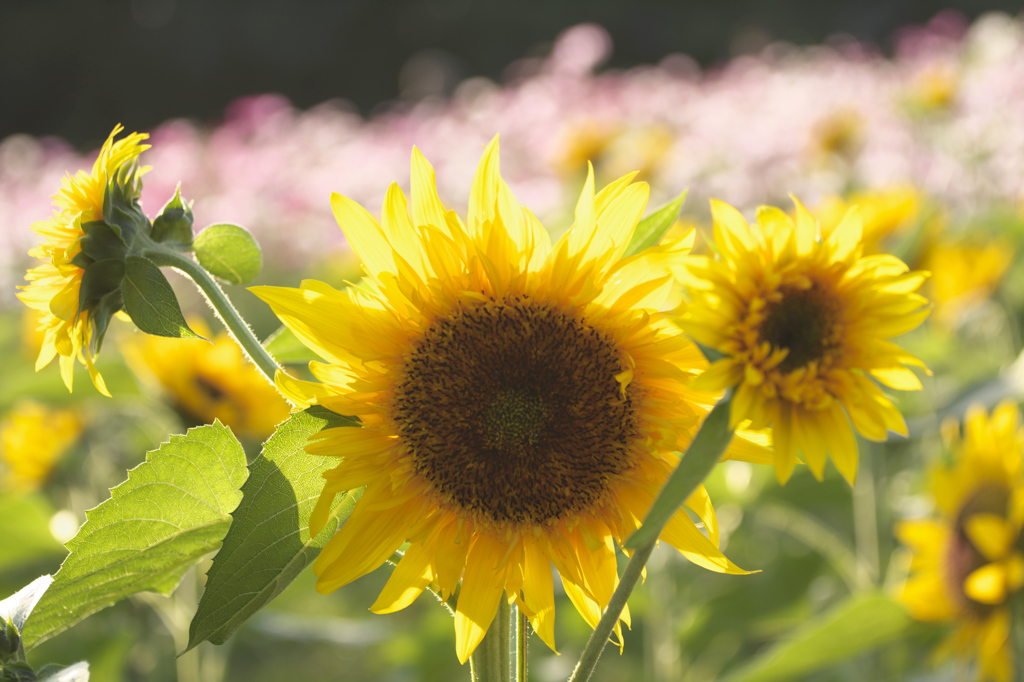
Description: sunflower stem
xmin=140 ymin=245 xmax=282 ymax=387
xmin=568 ymin=539 xmax=656 ymax=682
xmin=570 ymin=397 xmax=735 ymax=682
xmin=470 ymin=596 xmax=512 ymax=682
xmin=516 ymin=605 xmax=528 ymax=682
xmin=1014 ymin=589 xmax=1024 ymax=681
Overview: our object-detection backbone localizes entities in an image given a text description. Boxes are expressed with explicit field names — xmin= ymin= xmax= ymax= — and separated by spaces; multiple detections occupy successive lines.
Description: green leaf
xmin=0 ymin=576 xmax=53 ymax=633
xmin=39 ymin=661 xmax=89 ymax=681
xmin=720 ymin=592 xmax=912 ymax=682
xmin=121 ymin=256 xmax=202 ymax=339
xmin=186 ymin=406 xmax=360 ymax=651
xmin=624 ymin=395 xmax=733 ymax=550
xmin=22 ymin=422 xmax=248 ymax=650
xmin=262 ymin=326 xmax=323 ymax=364
xmin=623 ymin=191 xmax=688 ymax=258
xmin=193 ymin=224 xmax=262 ymax=285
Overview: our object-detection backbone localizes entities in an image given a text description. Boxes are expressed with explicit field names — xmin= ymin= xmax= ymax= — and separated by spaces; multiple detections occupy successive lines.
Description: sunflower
xmin=682 ymin=198 xmax=930 ymax=483
xmin=897 ymin=402 xmax=1024 ymax=682
xmin=17 ymin=125 xmax=150 ymax=396
xmin=0 ymin=400 xmax=83 ymax=492
xmin=124 ymin=318 xmax=291 ymax=440
xmin=252 ymin=138 xmax=761 ymax=662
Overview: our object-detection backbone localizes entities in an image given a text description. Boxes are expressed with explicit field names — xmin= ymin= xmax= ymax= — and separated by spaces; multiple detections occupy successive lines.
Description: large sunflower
xmin=897 ymin=402 xmax=1024 ymax=682
xmin=682 ymin=198 xmax=930 ymax=483
xmin=17 ymin=125 xmax=149 ymax=396
xmin=252 ymin=139 xmax=759 ymax=662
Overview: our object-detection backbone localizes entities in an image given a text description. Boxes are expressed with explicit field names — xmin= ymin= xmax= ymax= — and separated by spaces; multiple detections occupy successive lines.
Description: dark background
xmin=1 ymin=0 xmax=1018 ymax=148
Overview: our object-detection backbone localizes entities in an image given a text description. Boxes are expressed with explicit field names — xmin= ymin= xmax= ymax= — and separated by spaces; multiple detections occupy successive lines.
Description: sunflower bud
xmin=152 ymin=183 xmax=195 ymax=245
xmin=0 ymin=617 xmax=20 ymax=664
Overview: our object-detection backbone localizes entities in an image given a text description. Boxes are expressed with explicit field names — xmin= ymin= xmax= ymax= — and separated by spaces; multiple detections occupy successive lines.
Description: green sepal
xmin=623 ymin=190 xmax=688 ymax=258
xmin=101 ymin=170 xmax=149 ymax=246
xmin=0 ymin=661 xmax=36 ymax=682
xmin=89 ymin=289 xmax=127 ymax=356
xmin=121 ymin=256 xmax=203 ymax=339
xmin=77 ymin=259 xmax=125 ymax=316
xmin=694 ymin=340 xmax=727 ymax=364
xmin=193 ymin=224 xmax=263 ymax=285
xmin=152 ymin=184 xmax=195 ymax=246
xmin=77 ymin=221 xmax=127 ymax=265
xmin=0 ymin=618 xmax=20 ymax=663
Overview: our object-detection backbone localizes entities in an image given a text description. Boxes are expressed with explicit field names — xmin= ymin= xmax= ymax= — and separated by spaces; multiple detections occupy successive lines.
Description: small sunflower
xmin=124 ymin=318 xmax=291 ymax=440
xmin=682 ymin=198 xmax=930 ymax=483
xmin=17 ymin=125 xmax=150 ymax=396
xmin=0 ymin=400 xmax=83 ymax=492
xmin=897 ymin=402 xmax=1024 ymax=682
xmin=252 ymin=138 xmax=760 ymax=662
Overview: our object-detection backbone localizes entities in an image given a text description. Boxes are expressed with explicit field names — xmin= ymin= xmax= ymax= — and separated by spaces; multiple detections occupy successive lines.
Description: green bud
xmin=0 ymin=617 xmax=20 ymax=663
xmin=152 ymin=183 xmax=195 ymax=245
xmin=0 ymin=661 xmax=37 ymax=682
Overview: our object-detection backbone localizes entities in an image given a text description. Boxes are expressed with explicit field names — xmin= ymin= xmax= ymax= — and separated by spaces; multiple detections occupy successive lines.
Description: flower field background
xmin=2 ymin=9 xmax=1024 ymax=682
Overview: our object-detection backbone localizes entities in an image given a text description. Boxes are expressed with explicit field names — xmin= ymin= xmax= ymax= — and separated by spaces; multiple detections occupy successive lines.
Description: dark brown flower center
xmin=759 ymin=284 xmax=838 ymax=372
xmin=394 ymin=297 xmax=640 ymax=525
xmin=948 ymin=483 xmax=1011 ymax=613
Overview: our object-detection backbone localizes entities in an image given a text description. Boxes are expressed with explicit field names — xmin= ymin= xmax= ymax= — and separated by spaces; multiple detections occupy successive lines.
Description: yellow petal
xmin=964 ymin=562 xmax=1008 ymax=605
xmin=409 ymin=147 xmax=449 ymax=232
xmin=964 ymin=513 xmax=1016 ymax=561
xmin=455 ymin=533 xmax=509 ymax=664
xmin=521 ymin=536 xmax=557 ymax=652
xmin=371 ymin=542 xmax=434 ymax=614
xmin=329 ymin=193 xmax=396 ymax=279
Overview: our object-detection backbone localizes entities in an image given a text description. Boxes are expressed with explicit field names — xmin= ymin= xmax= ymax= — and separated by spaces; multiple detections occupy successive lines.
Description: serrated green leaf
xmin=720 ymin=592 xmax=911 ymax=682
xmin=121 ymin=256 xmax=201 ymax=339
xmin=624 ymin=395 xmax=733 ymax=550
xmin=22 ymin=422 xmax=248 ymax=650
xmin=262 ymin=326 xmax=323 ymax=364
xmin=623 ymin=191 xmax=688 ymax=258
xmin=193 ymin=224 xmax=262 ymax=285
xmin=186 ymin=406 xmax=360 ymax=651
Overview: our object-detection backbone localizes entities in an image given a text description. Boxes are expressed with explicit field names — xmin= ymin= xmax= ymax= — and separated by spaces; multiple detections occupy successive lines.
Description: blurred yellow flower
xmin=551 ymin=119 xmax=619 ymax=177
xmin=125 ymin=318 xmax=290 ymax=440
xmin=814 ymin=186 xmax=921 ymax=255
xmin=897 ymin=402 xmax=1024 ymax=682
xmin=924 ymin=236 xmax=1014 ymax=326
xmin=0 ymin=401 xmax=83 ymax=491
xmin=682 ymin=198 xmax=930 ymax=483
xmin=253 ymin=139 xmax=761 ymax=663
xmin=906 ymin=63 xmax=960 ymax=112
xmin=17 ymin=125 xmax=150 ymax=396
xmin=809 ymin=108 xmax=864 ymax=162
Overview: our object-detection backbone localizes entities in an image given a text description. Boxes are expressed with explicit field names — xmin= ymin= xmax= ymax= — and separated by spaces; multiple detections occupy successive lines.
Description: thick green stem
xmin=570 ymin=397 xmax=734 ymax=682
xmin=1014 ymin=589 xmax=1024 ymax=681
xmin=567 ymin=540 xmax=656 ymax=682
xmin=516 ymin=606 xmax=528 ymax=682
xmin=470 ymin=597 xmax=512 ymax=682
xmin=140 ymin=245 xmax=281 ymax=386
